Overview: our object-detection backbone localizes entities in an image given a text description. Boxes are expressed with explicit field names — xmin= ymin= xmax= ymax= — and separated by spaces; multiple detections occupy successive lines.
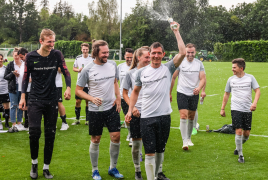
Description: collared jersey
xmin=117 ymin=62 xmax=132 ymax=98
xmin=73 ymin=54 xmax=94 ymax=87
xmin=0 ymin=65 xmax=8 ymax=94
xmin=176 ymin=58 xmax=205 ymax=96
xmin=122 ymin=67 xmax=143 ymax=112
xmin=135 ymin=60 xmax=176 ymax=118
xmin=225 ymin=73 xmax=259 ymax=112
xmin=77 ymin=60 xmax=118 ymax=111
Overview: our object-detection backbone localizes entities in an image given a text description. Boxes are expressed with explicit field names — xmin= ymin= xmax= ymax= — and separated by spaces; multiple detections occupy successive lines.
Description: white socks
xmin=145 ymin=155 xmax=155 ymax=180
xmin=193 ymin=111 xmax=198 ymax=128
xmin=235 ymin=134 xmax=243 ymax=156
xmin=155 ymin=153 xmax=164 ymax=177
xmin=180 ymin=119 xmax=187 ymax=144
xmin=132 ymin=140 xmax=142 ymax=172
xmin=43 ymin=164 xmax=49 ymax=170
xmin=242 ymin=135 xmax=249 ymax=144
xmin=32 ymin=159 xmax=38 ymax=164
xmin=110 ymin=141 xmax=120 ymax=169
xmin=187 ymin=120 xmax=194 ymax=139
xmin=90 ymin=142 xmax=100 ymax=172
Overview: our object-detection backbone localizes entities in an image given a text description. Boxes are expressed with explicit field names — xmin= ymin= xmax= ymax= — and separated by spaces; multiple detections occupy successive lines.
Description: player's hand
xmin=29 ymin=78 xmax=32 ymax=83
xmin=193 ymin=88 xmax=200 ymax=95
xmin=78 ymin=67 xmax=83 ymax=72
xmin=64 ymin=87 xmax=71 ymax=100
xmin=250 ymin=103 xmax=257 ymax=111
xmin=13 ymin=70 xmax=20 ymax=77
xmin=58 ymin=67 xmax=62 ymax=73
xmin=171 ymin=21 xmax=180 ymax=31
xmin=132 ymin=107 xmax=140 ymax=118
xmin=113 ymin=97 xmax=121 ymax=113
xmin=201 ymin=91 xmax=206 ymax=98
xmin=19 ymin=98 xmax=26 ymax=111
xmin=92 ymin=97 xmax=103 ymax=106
xmin=220 ymin=109 xmax=226 ymax=117
xmin=125 ymin=111 xmax=132 ymax=123
xmin=170 ymin=94 xmax=172 ymax=102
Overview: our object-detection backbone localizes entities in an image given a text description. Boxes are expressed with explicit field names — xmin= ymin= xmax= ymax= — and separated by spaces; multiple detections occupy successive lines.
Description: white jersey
xmin=14 ymin=60 xmax=23 ymax=84
xmin=77 ymin=60 xmax=118 ymax=111
xmin=117 ymin=62 xmax=132 ymax=98
xmin=55 ymin=72 xmax=63 ymax=87
xmin=176 ymin=58 xmax=205 ymax=96
xmin=135 ymin=60 xmax=176 ymax=118
xmin=122 ymin=68 xmax=143 ymax=112
xmin=0 ymin=65 xmax=8 ymax=94
xmin=225 ymin=73 xmax=259 ymax=112
xmin=73 ymin=54 xmax=94 ymax=87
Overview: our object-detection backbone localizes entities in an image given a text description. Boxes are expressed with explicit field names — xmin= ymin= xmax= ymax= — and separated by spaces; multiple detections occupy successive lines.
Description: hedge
xmin=54 ymin=40 xmax=91 ymax=58
xmin=214 ymin=40 xmax=268 ymax=62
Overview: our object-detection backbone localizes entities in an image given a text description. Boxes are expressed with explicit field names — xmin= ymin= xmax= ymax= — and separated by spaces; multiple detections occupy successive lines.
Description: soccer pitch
xmin=1 ymin=59 xmax=268 ymax=179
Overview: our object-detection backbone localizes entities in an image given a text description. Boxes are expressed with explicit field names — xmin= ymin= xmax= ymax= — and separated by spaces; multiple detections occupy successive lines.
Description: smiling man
xmin=220 ymin=58 xmax=260 ymax=163
xmin=19 ymin=29 xmax=71 ymax=179
xmin=75 ymin=40 xmax=123 ymax=180
xmin=125 ymin=21 xmax=186 ymax=180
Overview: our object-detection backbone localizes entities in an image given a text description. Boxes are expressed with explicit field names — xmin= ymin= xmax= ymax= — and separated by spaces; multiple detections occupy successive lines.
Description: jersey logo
xmin=94 ymin=73 xmax=99 ymax=76
xmin=34 ymin=61 xmax=39 ymax=64
xmin=59 ymin=98 xmax=62 ymax=101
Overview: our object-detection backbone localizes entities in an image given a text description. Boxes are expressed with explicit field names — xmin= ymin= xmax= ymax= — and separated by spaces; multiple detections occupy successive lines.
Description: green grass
xmin=1 ymin=58 xmax=268 ymax=179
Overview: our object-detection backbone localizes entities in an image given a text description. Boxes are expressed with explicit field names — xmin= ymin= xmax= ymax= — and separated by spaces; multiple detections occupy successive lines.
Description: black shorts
xmin=140 ymin=115 xmax=171 ymax=154
xmin=75 ymin=87 xmax=89 ymax=100
xmin=88 ymin=105 xmax=121 ymax=136
xmin=28 ymin=100 xmax=58 ymax=128
xmin=231 ymin=110 xmax=252 ymax=130
xmin=177 ymin=92 xmax=199 ymax=111
xmin=57 ymin=87 xmax=63 ymax=102
xmin=130 ymin=115 xmax=141 ymax=139
xmin=121 ymin=99 xmax=129 ymax=115
xmin=0 ymin=93 xmax=10 ymax=103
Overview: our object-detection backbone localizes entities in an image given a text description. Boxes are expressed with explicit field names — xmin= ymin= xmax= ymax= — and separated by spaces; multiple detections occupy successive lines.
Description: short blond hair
xmin=40 ymin=29 xmax=56 ymax=41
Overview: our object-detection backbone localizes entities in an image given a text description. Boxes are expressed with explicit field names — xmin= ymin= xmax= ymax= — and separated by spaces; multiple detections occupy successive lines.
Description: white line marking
xmin=207 ymin=94 xmax=219 ymax=97
xmin=261 ymin=86 xmax=268 ymax=89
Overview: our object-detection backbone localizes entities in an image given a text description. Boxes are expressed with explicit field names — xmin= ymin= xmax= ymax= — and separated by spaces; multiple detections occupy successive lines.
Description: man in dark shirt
xmin=19 ymin=29 xmax=71 ymax=179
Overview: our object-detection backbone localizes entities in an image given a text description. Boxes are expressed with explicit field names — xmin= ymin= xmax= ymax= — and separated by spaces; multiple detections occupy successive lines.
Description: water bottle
xmin=168 ymin=18 xmax=178 ymax=29
xmin=99 ymin=98 xmax=103 ymax=111
xmin=200 ymin=97 xmax=204 ymax=105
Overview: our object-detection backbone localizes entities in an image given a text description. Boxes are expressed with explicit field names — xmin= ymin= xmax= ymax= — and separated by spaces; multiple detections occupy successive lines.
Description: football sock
xmin=132 ymin=140 xmax=142 ymax=172
xmin=158 ymin=164 xmax=163 ymax=173
xmin=193 ymin=110 xmax=198 ymax=129
xmin=90 ymin=142 xmax=99 ymax=172
xmin=127 ymin=125 xmax=131 ymax=139
xmin=110 ymin=141 xmax=120 ymax=169
xmin=180 ymin=119 xmax=187 ymax=144
xmin=155 ymin=153 xmax=163 ymax=177
xmin=235 ymin=134 xmax=243 ymax=156
xmin=43 ymin=164 xmax=49 ymax=170
xmin=187 ymin=120 xmax=194 ymax=139
xmin=145 ymin=155 xmax=155 ymax=180
xmin=242 ymin=135 xmax=249 ymax=144
xmin=85 ymin=106 xmax=88 ymax=122
xmin=75 ymin=107 xmax=81 ymax=120
xmin=60 ymin=114 xmax=67 ymax=124
xmin=32 ymin=159 xmax=38 ymax=164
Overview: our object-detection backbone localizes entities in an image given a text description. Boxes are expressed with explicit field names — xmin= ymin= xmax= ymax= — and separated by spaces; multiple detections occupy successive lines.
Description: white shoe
xmin=187 ymin=139 xmax=194 ymax=146
xmin=129 ymin=138 xmax=133 ymax=147
xmin=71 ymin=120 xmax=80 ymax=125
xmin=16 ymin=124 xmax=27 ymax=131
xmin=182 ymin=141 xmax=188 ymax=150
xmin=60 ymin=123 xmax=69 ymax=130
xmin=196 ymin=123 xmax=200 ymax=131
xmin=126 ymin=134 xmax=130 ymax=141
xmin=0 ymin=120 xmax=3 ymax=130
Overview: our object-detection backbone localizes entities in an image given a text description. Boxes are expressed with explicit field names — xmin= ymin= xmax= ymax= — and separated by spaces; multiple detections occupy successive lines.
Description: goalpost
xmin=109 ymin=49 xmax=120 ymax=61
xmin=0 ymin=48 xmax=14 ymax=62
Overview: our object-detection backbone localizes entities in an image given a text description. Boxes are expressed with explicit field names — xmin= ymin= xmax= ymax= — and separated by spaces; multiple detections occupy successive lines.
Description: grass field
xmin=1 ymin=58 xmax=268 ymax=180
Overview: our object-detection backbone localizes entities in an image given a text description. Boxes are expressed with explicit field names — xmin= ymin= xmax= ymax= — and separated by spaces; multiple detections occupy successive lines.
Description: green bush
xmin=214 ymin=40 xmax=268 ymax=62
xmin=54 ymin=40 xmax=92 ymax=58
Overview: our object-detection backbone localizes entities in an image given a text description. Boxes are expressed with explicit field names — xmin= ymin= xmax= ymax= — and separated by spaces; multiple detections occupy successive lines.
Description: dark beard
xmin=99 ymin=57 xmax=107 ymax=63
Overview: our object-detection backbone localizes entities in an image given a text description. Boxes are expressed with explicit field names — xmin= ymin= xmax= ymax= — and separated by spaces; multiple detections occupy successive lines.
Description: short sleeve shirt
xmin=225 ymin=73 xmax=259 ymax=112
xmin=55 ymin=72 xmax=63 ymax=87
xmin=0 ymin=66 xmax=8 ymax=94
xmin=176 ymin=58 xmax=205 ymax=96
xmin=135 ymin=60 xmax=176 ymax=118
xmin=122 ymin=68 xmax=143 ymax=112
xmin=77 ymin=60 xmax=118 ymax=111
xmin=117 ymin=62 xmax=132 ymax=98
xmin=73 ymin=54 xmax=94 ymax=87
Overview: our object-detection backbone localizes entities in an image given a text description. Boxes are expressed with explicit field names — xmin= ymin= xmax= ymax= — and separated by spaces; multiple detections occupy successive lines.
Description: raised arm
xmin=170 ymin=70 xmax=179 ymax=102
xmin=171 ymin=22 xmax=186 ymax=68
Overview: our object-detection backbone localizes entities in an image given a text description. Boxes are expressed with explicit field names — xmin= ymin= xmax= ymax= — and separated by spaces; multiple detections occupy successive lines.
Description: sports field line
xmin=170 ymin=127 xmax=268 ymax=138
xmin=206 ymin=94 xmax=219 ymax=97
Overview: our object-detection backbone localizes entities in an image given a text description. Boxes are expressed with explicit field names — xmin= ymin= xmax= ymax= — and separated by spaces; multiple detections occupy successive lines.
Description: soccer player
xmin=18 ymin=48 xmax=30 ymax=130
xmin=122 ymin=47 xmax=150 ymax=180
xmin=125 ymin=21 xmax=186 ymax=180
xmin=220 ymin=58 xmax=260 ymax=163
xmin=56 ymin=67 xmax=69 ymax=130
xmin=72 ymin=43 xmax=94 ymax=125
xmin=117 ymin=48 xmax=134 ymax=146
xmin=75 ymin=40 xmax=123 ymax=180
xmin=19 ymin=29 xmax=71 ymax=179
xmin=170 ymin=43 xmax=206 ymax=150
xmin=0 ymin=54 xmax=10 ymax=129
